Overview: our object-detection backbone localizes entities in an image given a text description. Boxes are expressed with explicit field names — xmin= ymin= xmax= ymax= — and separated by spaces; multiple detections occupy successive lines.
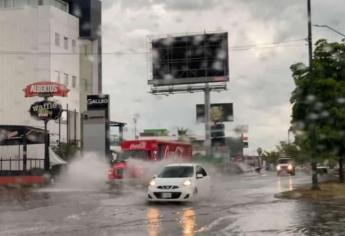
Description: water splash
xmin=53 ymin=152 xmax=109 ymax=191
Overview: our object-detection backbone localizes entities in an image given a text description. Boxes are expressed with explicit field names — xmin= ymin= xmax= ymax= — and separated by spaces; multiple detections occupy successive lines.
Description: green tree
xmin=291 ymin=39 xmax=345 ymax=184
xmin=177 ymin=127 xmax=189 ymax=142
xmin=275 ymin=141 xmax=306 ymax=164
xmin=262 ymin=150 xmax=280 ymax=165
xmin=262 ymin=142 xmax=301 ymax=165
xmin=51 ymin=142 xmax=79 ymax=162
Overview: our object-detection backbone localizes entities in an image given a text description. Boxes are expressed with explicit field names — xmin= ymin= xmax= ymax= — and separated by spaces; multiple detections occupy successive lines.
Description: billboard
xmin=149 ymin=32 xmax=229 ymax=86
xmin=196 ymin=103 xmax=233 ymax=123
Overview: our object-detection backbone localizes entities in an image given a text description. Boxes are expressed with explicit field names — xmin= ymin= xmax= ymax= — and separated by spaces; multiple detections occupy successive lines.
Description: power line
xmin=229 ymin=38 xmax=306 ymax=50
xmin=0 ymin=38 xmax=307 ymax=56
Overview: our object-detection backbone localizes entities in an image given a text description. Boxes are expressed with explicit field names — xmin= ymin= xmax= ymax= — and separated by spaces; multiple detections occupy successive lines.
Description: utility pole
xmin=133 ymin=113 xmax=139 ymax=139
xmin=204 ymin=84 xmax=211 ymax=157
xmin=307 ymin=0 xmax=319 ymax=190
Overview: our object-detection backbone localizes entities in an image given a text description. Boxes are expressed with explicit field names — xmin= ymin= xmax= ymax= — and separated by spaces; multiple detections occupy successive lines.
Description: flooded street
xmin=1 ymin=172 xmax=344 ymax=236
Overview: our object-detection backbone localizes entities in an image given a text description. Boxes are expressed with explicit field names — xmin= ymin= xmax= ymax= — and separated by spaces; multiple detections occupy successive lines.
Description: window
xmin=13 ymin=0 xmax=27 ymax=7
xmin=53 ymin=0 xmax=68 ymax=12
xmin=26 ymin=0 xmax=38 ymax=7
xmin=3 ymin=0 xmax=13 ymax=8
xmin=64 ymin=73 xmax=68 ymax=86
xmin=158 ymin=166 xmax=194 ymax=178
xmin=196 ymin=166 xmax=207 ymax=177
xmin=0 ymin=0 xmax=37 ymax=9
xmin=82 ymin=78 xmax=88 ymax=90
xmin=55 ymin=71 xmax=60 ymax=83
xmin=63 ymin=36 xmax=68 ymax=50
xmin=83 ymin=45 xmax=88 ymax=55
xmin=72 ymin=75 xmax=77 ymax=88
xmin=54 ymin=33 xmax=60 ymax=46
xmin=72 ymin=40 xmax=77 ymax=53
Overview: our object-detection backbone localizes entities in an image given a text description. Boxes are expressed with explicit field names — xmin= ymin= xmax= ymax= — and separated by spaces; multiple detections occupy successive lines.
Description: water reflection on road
xmin=146 ymin=207 xmax=160 ymax=236
xmin=180 ymin=208 xmax=196 ymax=236
xmin=277 ymin=175 xmax=295 ymax=192
xmin=146 ymin=207 xmax=196 ymax=236
xmin=1 ymin=173 xmax=345 ymax=236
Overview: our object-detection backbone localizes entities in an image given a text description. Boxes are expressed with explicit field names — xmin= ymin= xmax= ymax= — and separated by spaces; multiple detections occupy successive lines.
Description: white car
xmin=147 ymin=163 xmax=210 ymax=202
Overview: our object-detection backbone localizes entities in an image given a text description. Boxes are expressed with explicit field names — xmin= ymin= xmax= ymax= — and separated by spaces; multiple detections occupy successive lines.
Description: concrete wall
xmin=0 ymin=4 xmax=81 ymax=157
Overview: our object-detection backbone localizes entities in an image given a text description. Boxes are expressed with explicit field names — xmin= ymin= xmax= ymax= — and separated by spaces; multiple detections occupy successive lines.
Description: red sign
xmin=23 ymin=81 xmax=69 ymax=97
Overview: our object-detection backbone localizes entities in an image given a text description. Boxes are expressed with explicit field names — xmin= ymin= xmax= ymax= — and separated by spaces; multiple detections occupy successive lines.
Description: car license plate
xmin=162 ymin=193 xmax=172 ymax=199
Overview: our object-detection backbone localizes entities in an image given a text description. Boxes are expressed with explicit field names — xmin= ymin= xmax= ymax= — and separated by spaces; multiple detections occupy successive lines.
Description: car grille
xmin=157 ymin=185 xmax=179 ymax=190
xmin=154 ymin=192 xmax=181 ymax=199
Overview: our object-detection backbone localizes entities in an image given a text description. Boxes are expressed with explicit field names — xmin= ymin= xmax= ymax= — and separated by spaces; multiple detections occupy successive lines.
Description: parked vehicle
xmin=108 ymin=139 xmax=192 ymax=182
xmin=147 ymin=163 xmax=210 ymax=202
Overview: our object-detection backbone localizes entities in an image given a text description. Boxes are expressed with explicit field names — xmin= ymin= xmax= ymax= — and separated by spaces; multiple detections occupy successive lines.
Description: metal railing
xmin=0 ymin=158 xmax=44 ymax=176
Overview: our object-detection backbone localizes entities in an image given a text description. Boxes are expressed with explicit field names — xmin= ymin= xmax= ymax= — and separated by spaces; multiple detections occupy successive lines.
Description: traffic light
xmin=211 ymin=123 xmax=225 ymax=146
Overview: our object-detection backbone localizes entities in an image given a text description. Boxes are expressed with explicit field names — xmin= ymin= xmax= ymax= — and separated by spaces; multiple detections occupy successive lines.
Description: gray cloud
xmin=102 ymin=0 xmax=345 ymax=153
xmin=102 ymin=0 xmax=225 ymax=11
xmin=153 ymin=0 xmax=224 ymax=11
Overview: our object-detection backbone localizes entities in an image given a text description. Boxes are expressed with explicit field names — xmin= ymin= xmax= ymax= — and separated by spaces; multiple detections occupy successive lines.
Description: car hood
xmin=154 ymin=177 xmax=191 ymax=186
xmin=278 ymin=163 xmax=292 ymax=167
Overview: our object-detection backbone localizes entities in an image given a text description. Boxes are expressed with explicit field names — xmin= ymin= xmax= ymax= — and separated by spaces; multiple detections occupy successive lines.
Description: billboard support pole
xmin=204 ymin=84 xmax=212 ymax=158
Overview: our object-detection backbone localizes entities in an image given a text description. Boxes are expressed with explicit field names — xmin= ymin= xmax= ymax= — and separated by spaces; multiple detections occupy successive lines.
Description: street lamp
xmin=313 ymin=24 xmax=345 ymax=40
xmin=133 ymin=113 xmax=140 ymax=139
xmin=288 ymin=127 xmax=293 ymax=144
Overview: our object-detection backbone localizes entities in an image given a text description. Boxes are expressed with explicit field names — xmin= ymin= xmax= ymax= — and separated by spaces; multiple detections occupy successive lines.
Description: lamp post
xmin=313 ymin=24 xmax=345 ymax=39
xmin=306 ymin=0 xmax=320 ymax=190
xmin=133 ymin=113 xmax=140 ymax=139
xmin=288 ymin=127 xmax=293 ymax=144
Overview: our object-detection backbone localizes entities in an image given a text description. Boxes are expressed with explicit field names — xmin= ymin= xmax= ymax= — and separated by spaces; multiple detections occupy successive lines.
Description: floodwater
xmin=0 ymin=171 xmax=345 ymax=236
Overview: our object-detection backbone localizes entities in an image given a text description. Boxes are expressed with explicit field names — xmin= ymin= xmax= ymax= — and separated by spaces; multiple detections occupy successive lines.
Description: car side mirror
xmin=196 ymin=174 xmax=203 ymax=179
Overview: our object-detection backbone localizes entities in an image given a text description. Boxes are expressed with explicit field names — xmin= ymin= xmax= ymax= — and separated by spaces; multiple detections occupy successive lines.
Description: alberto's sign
xmin=23 ymin=81 xmax=69 ymax=97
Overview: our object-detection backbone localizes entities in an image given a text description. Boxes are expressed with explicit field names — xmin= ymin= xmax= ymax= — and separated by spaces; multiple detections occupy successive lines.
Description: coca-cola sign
xmin=129 ymin=142 xmax=147 ymax=149
xmin=30 ymin=100 xmax=63 ymax=121
xmin=23 ymin=81 xmax=69 ymax=97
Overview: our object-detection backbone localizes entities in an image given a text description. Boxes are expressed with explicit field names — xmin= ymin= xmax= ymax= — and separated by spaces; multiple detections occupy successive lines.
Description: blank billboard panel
xmin=149 ymin=32 xmax=229 ymax=86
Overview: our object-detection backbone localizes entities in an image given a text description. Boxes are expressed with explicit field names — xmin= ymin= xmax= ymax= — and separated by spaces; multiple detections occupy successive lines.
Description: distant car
xmin=276 ymin=158 xmax=295 ymax=176
xmin=147 ymin=163 xmax=210 ymax=202
xmin=317 ymin=166 xmax=329 ymax=175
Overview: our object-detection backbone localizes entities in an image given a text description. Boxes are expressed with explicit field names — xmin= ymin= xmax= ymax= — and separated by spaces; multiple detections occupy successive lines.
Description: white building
xmin=0 ymin=0 xmax=83 ymax=159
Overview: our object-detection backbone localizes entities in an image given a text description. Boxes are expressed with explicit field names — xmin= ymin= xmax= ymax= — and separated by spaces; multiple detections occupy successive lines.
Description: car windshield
xmin=120 ymin=150 xmax=149 ymax=161
xmin=158 ymin=166 xmax=194 ymax=178
xmin=278 ymin=159 xmax=291 ymax=164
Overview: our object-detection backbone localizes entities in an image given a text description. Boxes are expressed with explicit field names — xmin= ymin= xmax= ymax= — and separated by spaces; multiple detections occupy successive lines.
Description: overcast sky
xmin=101 ymin=0 xmax=345 ymax=154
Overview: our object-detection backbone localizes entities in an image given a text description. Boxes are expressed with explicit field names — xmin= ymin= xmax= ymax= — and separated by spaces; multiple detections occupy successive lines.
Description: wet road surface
xmin=1 ymin=172 xmax=345 ymax=236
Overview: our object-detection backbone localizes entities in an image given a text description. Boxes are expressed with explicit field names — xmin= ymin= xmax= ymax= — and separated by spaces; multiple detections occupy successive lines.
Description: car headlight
xmin=288 ymin=164 xmax=293 ymax=170
xmin=149 ymin=180 xmax=156 ymax=186
xmin=276 ymin=166 xmax=281 ymax=171
xmin=183 ymin=180 xmax=192 ymax=186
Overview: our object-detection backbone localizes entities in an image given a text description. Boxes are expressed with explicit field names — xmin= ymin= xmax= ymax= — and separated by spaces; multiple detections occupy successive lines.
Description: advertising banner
xmin=23 ymin=81 xmax=69 ymax=97
xmin=29 ymin=100 xmax=62 ymax=121
xmin=196 ymin=103 xmax=233 ymax=122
